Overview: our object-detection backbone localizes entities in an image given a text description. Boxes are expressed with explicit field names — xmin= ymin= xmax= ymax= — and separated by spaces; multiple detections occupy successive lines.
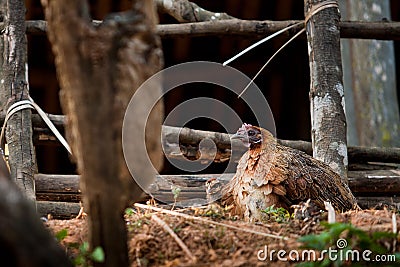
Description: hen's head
xmin=231 ymin=123 xmax=274 ymax=148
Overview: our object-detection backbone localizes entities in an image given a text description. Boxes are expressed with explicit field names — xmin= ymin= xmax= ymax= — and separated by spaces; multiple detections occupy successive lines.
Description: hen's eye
xmin=248 ymin=130 xmax=255 ymax=136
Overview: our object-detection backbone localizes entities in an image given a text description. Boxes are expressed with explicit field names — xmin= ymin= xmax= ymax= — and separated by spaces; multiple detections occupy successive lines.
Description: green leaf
xmin=91 ymin=247 xmax=105 ymax=263
xmin=55 ymin=229 xmax=68 ymax=242
xmin=125 ymin=207 xmax=135 ymax=216
xmin=172 ymin=187 xmax=181 ymax=199
xmin=80 ymin=242 xmax=89 ymax=253
xmin=74 ymin=255 xmax=85 ymax=266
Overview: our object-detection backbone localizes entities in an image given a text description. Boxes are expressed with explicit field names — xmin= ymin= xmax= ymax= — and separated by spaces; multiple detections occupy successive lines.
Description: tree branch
xmin=155 ymin=0 xmax=234 ymax=23
xmin=20 ymin=19 xmax=400 ymax=40
xmin=11 ymin=113 xmax=398 ymax=164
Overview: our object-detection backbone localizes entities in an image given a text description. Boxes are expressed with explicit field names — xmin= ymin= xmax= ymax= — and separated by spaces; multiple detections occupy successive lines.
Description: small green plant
xmin=261 ymin=205 xmax=291 ymax=223
xmin=73 ymin=242 xmax=105 ymax=267
xmin=171 ymin=186 xmax=181 ymax=210
xmin=298 ymin=222 xmax=400 ymax=267
xmin=54 ymin=229 xmax=105 ymax=267
xmin=124 ymin=207 xmax=135 ymax=216
xmin=172 ymin=186 xmax=181 ymax=200
xmin=55 ymin=229 xmax=68 ymax=242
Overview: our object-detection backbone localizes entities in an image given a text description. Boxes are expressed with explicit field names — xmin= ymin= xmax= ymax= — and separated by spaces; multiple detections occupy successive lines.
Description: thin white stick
xmin=237 ymin=28 xmax=305 ymax=98
xmin=151 ymin=214 xmax=197 ymax=262
xmin=223 ymin=21 xmax=303 ymax=66
xmin=324 ymin=201 xmax=336 ymax=224
xmin=392 ymin=213 xmax=397 ymax=234
xmin=28 ymin=96 xmax=72 ymax=154
xmin=134 ymin=203 xmax=288 ymax=240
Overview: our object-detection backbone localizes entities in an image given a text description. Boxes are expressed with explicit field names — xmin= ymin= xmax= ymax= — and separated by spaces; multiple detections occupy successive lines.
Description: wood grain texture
xmin=42 ymin=0 xmax=163 ymax=266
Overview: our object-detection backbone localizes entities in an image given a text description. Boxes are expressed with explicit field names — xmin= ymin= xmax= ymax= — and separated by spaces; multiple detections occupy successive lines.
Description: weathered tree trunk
xmin=42 ymin=0 xmax=164 ymax=266
xmin=304 ymin=0 xmax=349 ymax=181
xmin=0 ymin=157 xmax=72 ymax=267
xmin=339 ymin=0 xmax=400 ymax=147
xmin=0 ymin=0 xmax=37 ymax=200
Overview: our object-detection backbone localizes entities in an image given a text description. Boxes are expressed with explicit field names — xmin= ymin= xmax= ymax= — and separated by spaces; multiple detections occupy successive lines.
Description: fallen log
xmin=35 ymin=169 xmax=400 ymax=200
xmin=35 ymin=174 xmax=79 ymax=193
xmin=37 ymin=201 xmax=81 ymax=219
xmin=36 ymin=193 xmax=81 ymax=203
xmin=36 ymin=196 xmax=400 ymax=219
xmin=14 ymin=116 xmax=399 ymax=164
xmin=35 ymin=170 xmax=400 ymax=214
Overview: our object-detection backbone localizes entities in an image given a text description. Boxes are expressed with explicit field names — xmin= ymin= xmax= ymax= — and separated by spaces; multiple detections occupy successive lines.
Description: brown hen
xmin=222 ymin=124 xmax=357 ymax=221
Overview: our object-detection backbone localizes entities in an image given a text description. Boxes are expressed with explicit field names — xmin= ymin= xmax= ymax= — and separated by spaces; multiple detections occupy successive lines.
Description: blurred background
xmin=25 ymin=0 xmax=400 ymax=174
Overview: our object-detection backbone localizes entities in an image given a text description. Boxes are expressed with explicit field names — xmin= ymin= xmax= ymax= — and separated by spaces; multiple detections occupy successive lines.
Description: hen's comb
xmin=238 ymin=123 xmax=253 ymax=131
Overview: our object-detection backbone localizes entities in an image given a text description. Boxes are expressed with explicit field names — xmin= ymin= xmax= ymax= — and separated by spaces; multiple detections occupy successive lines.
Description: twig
xmin=392 ymin=213 xmax=397 ymax=234
xmin=223 ymin=22 xmax=303 ymax=66
xmin=237 ymin=27 xmax=305 ymax=98
xmin=151 ymin=214 xmax=197 ymax=262
xmin=135 ymin=203 xmax=288 ymax=240
xmin=393 ymin=212 xmax=398 ymax=253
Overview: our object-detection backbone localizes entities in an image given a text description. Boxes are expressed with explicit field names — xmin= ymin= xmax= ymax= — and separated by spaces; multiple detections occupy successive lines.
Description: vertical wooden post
xmin=0 ymin=0 xmax=37 ymax=200
xmin=304 ymin=0 xmax=348 ymax=181
xmin=42 ymin=0 xmax=164 ymax=266
xmin=339 ymin=0 xmax=400 ymax=147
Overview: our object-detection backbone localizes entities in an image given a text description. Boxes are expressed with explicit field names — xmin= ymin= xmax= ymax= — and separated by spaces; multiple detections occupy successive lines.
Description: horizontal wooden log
xmin=4 ymin=116 xmax=400 ymax=164
xmin=356 ymin=196 xmax=400 ymax=210
xmin=36 ymin=201 xmax=81 ymax=219
xmin=28 ymin=122 xmax=400 ymax=164
xmin=35 ymin=197 xmax=400 ymax=219
xmin=36 ymin=193 xmax=81 ymax=203
xmin=35 ymin=174 xmax=80 ymax=193
xmin=35 ymin=169 xmax=400 ymax=196
xmin=161 ymin=126 xmax=400 ymax=164
xmin=13 ymin=20 xmax=400 ymax=40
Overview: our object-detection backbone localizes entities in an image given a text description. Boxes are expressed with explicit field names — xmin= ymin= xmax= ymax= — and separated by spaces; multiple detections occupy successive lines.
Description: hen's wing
xmin=274 ymin=145 xmax=356 ymax=211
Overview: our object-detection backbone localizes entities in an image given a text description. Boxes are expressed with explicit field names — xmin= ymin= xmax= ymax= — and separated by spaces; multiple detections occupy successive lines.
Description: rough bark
xmin=42 ymin=0 xmax=163 ymax=266
xmin=9 ymin=119 xmax=399 ymax=164
xmin=155 ymin=0 xmax=234 ymax=22
xmin=0 ymin=158 xmax=72 ymax=267
xmin=339 ymin=0 xmax=400 ymax=147
xmin=0 ymin=0 xmax=36 ymax=200
xmin=304 ymin=0 xmax=348 ymax=180
xmin=19 ymin=19 xmax=400 ymax=40
xmin=35 ymin=170 xmax=400 ymax=217
xmin=35 ymin=170 xmax=400 ymax=198
xmin=37 ymin=200 xmax=82 ymax=219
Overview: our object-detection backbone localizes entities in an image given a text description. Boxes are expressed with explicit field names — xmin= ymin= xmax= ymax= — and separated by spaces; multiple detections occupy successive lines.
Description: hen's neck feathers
xmin=249 ymin=127 xmax=277 ymax=151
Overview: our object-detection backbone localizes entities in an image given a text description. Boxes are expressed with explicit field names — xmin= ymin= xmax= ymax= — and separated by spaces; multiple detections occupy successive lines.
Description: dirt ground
xmin=45 ymin=203 xmax=400 ymax=267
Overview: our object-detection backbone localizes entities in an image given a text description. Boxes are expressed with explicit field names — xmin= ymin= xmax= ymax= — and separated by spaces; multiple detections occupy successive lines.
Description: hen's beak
xmin=230 ymin=132 xmax=245 ymax=140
